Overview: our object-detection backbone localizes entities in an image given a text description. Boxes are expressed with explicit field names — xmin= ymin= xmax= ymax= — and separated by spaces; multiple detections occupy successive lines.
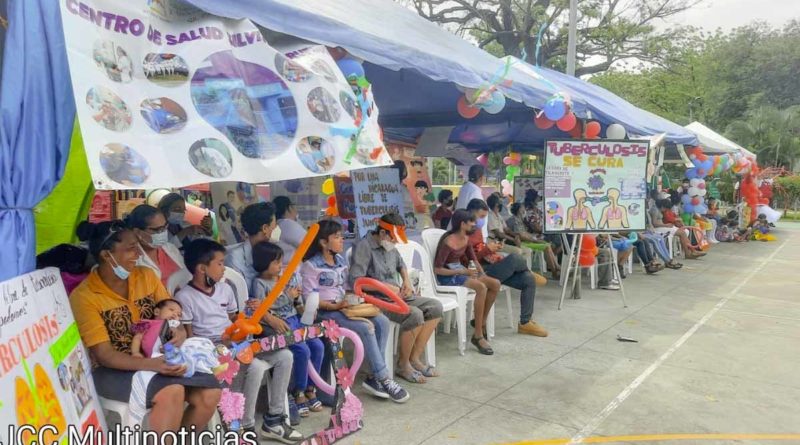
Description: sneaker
xmin=380 ymin=378 xmax=410 ymax=403
xmin=518 ymin=321 xmax=549 ymax=337
xmin=287 ymin=398 xmax=301 ymax=426
xmin=261 ymin=415 xmax=304 ymax=444
xmin=361 ymin=376 xmax=389 ymax=399
xmin=600 ymin=282 xmax=621 ymax=290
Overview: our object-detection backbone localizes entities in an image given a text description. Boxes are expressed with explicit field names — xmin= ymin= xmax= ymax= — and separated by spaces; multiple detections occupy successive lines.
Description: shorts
xmin=437 ymin=274 xmax=468 ymax=286
xmin=92 ymin=366 xmax=220 ymax=408
xmin=383 ymin=297 xmax=444 ymax=331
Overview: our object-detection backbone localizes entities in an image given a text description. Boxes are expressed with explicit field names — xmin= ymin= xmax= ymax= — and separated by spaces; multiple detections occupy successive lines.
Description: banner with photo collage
xmin=543 ymin=140 xmax=650 ymax=233
xmin=59 ymin=0 xmax=391 ymax=190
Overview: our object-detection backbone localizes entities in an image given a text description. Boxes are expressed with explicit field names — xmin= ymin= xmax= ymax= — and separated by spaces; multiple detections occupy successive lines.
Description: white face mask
xmin=380 ymin=240 xmax=396 ymax=252
xmin=149 ymin=230 xmax=169 ymax=247
xmin=270 ymin=225 xmax=282 ymax=242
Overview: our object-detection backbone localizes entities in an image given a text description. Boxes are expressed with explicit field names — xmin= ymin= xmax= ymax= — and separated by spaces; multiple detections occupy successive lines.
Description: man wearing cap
xmin=348 ymin=213 xmax=443 ymax=384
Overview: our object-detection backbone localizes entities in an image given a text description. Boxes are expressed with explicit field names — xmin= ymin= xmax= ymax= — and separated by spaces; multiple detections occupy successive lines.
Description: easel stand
xmin=558 ymin=233 xmax=628 ymax=310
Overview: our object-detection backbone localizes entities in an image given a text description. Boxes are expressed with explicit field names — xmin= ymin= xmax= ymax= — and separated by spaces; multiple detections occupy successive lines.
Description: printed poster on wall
xmin=333 ymin=175 xmax=357 ymax=220
xmin=0 ymin=268 xmax=106 ymax=443
xmin=209 ymin=182 xmax=263 ymax=246
xmin=269 ymin=177 xmax=328 ymax=227
xmin=59 ymin=0 xmax=391 ymax=190
xmin=513 ymin=176 xmax=544 ymax=203
xmin=351 ymin=167 xmax=404 ymax=237
xmin=543 ymin=140 xmax=649 ymax=233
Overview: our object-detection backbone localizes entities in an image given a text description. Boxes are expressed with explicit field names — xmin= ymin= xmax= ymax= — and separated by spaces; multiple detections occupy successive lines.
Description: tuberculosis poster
xmin=59 ymin=0 xmax=391 ymax=190
xmin=0 ymin=268 xmax=105 ymax=443
xmin=543 ymin=140 xmax=649 ymax=233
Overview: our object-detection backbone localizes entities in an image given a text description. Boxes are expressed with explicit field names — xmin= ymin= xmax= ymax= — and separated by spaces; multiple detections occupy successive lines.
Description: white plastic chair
xmin=223 ymin=266 xmax=249 ymax=313
xmin=397 ymin=240 xmax=459 ymax=367
xmin=99 ymin=396 xmax=222 ymax=429
xmin=166 ymin=268 xmax=192 ymax=296
xmin=421 ymin=229 xmax=496 ymax=354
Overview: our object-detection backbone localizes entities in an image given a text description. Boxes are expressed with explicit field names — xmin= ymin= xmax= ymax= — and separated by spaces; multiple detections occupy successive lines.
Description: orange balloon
xmin=585 ymin=121 xmax=601 ymax=139
xmin=225 ymin=223 xmax=321 ymax=342
xmin=557 ymin=112 xmax=577 ymax=132
xmin=457 ymin=96 xmax=480 ymax=119
xmin=534 ymin=113 xmax=555 ymax=129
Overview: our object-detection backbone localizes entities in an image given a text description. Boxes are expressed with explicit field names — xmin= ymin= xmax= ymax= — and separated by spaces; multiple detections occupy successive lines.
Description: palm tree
xmin=726 ymin=106 xmax=800 ymax=168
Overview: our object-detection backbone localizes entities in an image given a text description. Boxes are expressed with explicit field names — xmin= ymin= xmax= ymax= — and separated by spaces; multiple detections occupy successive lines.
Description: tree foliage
xmin=409 ymin=0 xmax=700 ymax=75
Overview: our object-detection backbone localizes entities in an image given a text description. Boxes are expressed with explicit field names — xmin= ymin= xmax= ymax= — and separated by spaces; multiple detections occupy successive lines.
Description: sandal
xmin=412 ymin=363 xmax=440 ymax=378
xmin=304 ymin=388 xmax=323 ymax=412
xmin=295 ymin=394 xmax=310 ymax=417
xmin=469 ymin=319 xmax=488 ymax=338
xmin=471 ymin=336 xmax=494 ymax=355
xmin=396 ymin=367 xmax=426 ymax=384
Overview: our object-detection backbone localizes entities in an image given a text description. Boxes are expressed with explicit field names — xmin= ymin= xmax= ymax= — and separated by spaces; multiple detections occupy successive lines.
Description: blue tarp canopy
xmin=183 ymin=0 xmax=699 ymax=150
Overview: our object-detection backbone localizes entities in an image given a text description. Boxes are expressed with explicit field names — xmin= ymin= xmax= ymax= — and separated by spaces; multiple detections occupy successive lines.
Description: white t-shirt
xmin=175 ymin=282 xmax=237 ymax=343
xmin=456 ymin=181 xmax=488 ymax=240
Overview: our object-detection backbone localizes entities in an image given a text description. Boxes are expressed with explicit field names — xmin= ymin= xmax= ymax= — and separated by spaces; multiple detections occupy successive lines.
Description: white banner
xmin=60 ymin=0 xmax=390 ymax=190
xmin=543 ymin=140 xmax=649 ymax=233
xmin=0 ymin=268 xmax=105 ymax=442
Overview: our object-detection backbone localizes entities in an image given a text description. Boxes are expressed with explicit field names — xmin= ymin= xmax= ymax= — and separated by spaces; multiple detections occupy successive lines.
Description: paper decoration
xmin=59 ymin=1 xmax=390 ymax=189
xmin=543 ymin=140 xmax=650 ymax=233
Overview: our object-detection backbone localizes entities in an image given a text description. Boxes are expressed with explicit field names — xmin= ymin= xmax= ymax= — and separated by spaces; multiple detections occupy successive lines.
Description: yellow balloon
xmin=322 ymin=178 xmax=335 ymax=195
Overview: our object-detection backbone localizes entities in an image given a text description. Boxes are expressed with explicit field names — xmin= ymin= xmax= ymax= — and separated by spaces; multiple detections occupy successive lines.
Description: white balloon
xmin=606 ymin=123 xmax=627 ymax=139
xmin=688 ymin=187 xmax=699 ymax=196
xmin=689 ymin=178 xmax=701 ymax=187
xmin=698 ymin=189 xmax=707 ymax=197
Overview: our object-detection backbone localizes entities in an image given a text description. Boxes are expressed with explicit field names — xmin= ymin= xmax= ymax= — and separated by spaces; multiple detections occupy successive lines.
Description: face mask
xmin=149 ymin=230 xmax=169 ymax=247
xmin=168 ymin=212 xmax=185 ymax=225
xmin=108 ymin=253 xmax=130 ymax=280
xmin=167 ymin=319 xmax=181 ymax=329
xmin=205 ymin=272 xmax=217 ymax=287
xmin=270 ymin=225 xmax=282 ymax=242
xmin=475 ymin=217 xmax=486 ymax=229
xmin=380 ymin=240 xmax=396 ymax=252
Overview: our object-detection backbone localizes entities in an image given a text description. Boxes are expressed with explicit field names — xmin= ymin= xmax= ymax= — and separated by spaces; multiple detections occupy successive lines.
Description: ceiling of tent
xmin=685 ymin=121 xmax=756 ymax=158
xmin=185 ymin=0 xmax=698 ymax=151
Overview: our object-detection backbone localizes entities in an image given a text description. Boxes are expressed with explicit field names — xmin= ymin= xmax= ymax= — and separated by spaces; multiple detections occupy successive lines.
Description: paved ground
xmin=295 ymin=223 xmax=800 ymax=445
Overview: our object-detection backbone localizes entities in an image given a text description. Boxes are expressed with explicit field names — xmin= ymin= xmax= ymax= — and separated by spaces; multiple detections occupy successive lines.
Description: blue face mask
xmin=109 ymin=253 xmax=130 ymax=280
xmin=475 ymin=217 xmax=486 ymax=229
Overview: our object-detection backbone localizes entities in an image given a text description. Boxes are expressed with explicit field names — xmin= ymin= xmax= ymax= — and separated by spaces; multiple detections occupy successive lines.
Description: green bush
xmin=775 ymin=176 xmax=800 ymax=209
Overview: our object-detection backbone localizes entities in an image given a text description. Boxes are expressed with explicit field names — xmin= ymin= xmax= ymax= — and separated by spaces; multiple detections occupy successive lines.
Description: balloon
xmin=681 ymin=194 xmax=692 ymax=205
xmin=307 ymin=327 xmax=364 ymax=395
xmin=606 ymin=123 xmax=627 ymax=140
xmin=684 ymin=203 xmax=695 ymax=213
xmin=501 ymin=180 xmax=513 ymax=196
xmin=543 ymin=98 xmax=567 ymax=121
xmin=685 ymin=168 xmax=698 ymax=179
xmin=503 ymin=156 xmax=513 ymax=165
xmin=697 ymin=181 xmax=706 ymax=189
xmin=336 ymin=58 xmax=365 ymax=79
xmin=534 ymin=113 xmax=555 ymax=129
xmin=695 ymin=204 xmax=708 ymax=214
xmin=698 ymin=189 xmax=707 ymax=197
xmin=691 ymin=197 xmax=701 ymax=205
xmin=322 ymin=178 xmax=335 ymax=195
xmin=568 ymin=121 xmax=583 ymax=139
xmin=556 ymin=112 xmax=577 ymax=132
xmin=224 ymin=224 xmax=320 ymax=342
xmin=483 ymin=90 xmax=506 ymax=114
xmin=585 ymin=121 xmax=601 ymax=139
xmin=476 ymin=153 xmax=489 ymax=166
xmin=510 ymin=152 xmax=522 ymax=161
xmin=697 ymin=168 xmax=706 ymax=177
xmin=354 ymin=277 xmax=410 ymax=314
xmin=688 ymin=187 xmax=699 ymax=196
xmin=580 ymin=234 xmax=597 ymax=250
xmin=457 ymin=96 xmax=480 ymax=119
xmin=507 ymin=165 xmax=520 ymax=175
xmin=701 ymin=159 xmax=713 ymax=172
xmin=501 ymin=179 xmax=510 ymax=187
xmin=327 ymin=196 xmax=336 ymax=207
xmin=690 ymin=178 xmax=701 ymax=187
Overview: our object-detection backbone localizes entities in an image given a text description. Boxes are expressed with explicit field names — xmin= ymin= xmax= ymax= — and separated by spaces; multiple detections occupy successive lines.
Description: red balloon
xmin=354 ymin=277 xmax=410 ymax=314
xmin=457 ymin=96 xmax=480 ymax=119
xmin=569 ymin=121 xmax=583 ymax=138
xmin=557 ymin=112 xmax=577 ymax=132
xmin=534 ymin=113 xmax=555 ymax=129
xmin=580 ymin=234 xmax=597 ymax=250
xmin=585 ymin=121 xmax=601 ymax=139
xmin=691 ymin=197 xmax=701 ymax=205
xmin=327 ymin=196 xmax=336 ymax=207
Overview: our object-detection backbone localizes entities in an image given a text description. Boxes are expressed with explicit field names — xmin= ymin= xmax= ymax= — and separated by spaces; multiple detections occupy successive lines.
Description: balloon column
xmin=533 ymin=93 xmax=579 ymax=134
xmin=503 ymin=151 xmax=522 ymax=184
xmin=683 ymin=147 xmax=760 ymax=221
xmin=321 ymin=177 xmax=338 ymax=217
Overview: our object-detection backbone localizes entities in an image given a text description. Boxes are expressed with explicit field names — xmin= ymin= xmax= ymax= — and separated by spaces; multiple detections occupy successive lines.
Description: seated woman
xmin=127 ymin=204 xmax=186 ymax=287
xmin=349 ymin=213 xmax=443 ymax=383
xmin=661 ymin=200 xmax=709 ymax=252
xmin=432 ymin=189 xmax=454 ymax=230
xmin=466 ymin=200 xmax=547 ymax=338
xmin=607 ymin=233 xmax=635 ymax=278
xmin=486 ymin=193 xmax=532 ymax=261
xmin=158 ymin=192 xmax=212 ymax=250
xmin=69 ymin=221 xmax=220 ymax=433
xmin=300 ymin=220 xmax=410 ymax=403
xmin=273 ymin=195 xmax=308 ymax=261
xmin=507 ymin=202 xmax=560 ymax=279
xmin=522 ymin=189 xmax=563 ymax=257
xmin=433 ymin=209 xmax=501 ymax=355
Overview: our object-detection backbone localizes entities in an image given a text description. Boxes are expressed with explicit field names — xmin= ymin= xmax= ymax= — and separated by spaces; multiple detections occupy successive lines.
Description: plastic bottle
xmin=468 ymin=260 xmax=478 ymax=275
xmin=301 ymin=289 xmax=320 ymax=326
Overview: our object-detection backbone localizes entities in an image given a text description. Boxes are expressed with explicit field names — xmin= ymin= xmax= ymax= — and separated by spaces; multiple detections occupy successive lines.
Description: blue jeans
xmin=317 ymin=309 xmax=390 ymax=380
xmin=642 ymin=233 xmax=671 ymax=262
xmin=285 ymin=315 xmax=325 ymax=394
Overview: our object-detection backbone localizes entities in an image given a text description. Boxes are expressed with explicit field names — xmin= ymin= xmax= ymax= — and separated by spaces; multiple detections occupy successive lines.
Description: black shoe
xmin=618 ymin=265 xmax=627 ymax=279
xmin=471 ymin=336 xmax=494 ymax=355
xmin=469 ymin=319 xmax=488 ymax=338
